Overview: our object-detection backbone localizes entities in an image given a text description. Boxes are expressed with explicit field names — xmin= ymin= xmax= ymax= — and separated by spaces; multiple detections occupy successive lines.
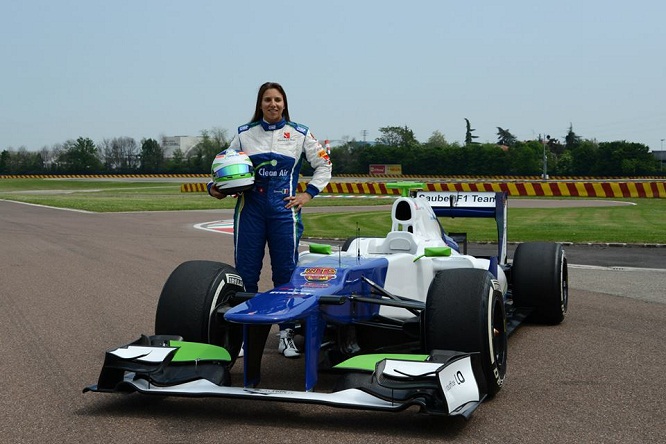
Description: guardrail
xmin=183 ymin=180 xmax=666 ymax=198
xmin=0 ymin=174 xmax=662 ymax=198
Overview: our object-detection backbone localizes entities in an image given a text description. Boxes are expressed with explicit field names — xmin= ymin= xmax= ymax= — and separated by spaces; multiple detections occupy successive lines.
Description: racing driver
xmin=208 ymin=82 xmax=332 ymax=358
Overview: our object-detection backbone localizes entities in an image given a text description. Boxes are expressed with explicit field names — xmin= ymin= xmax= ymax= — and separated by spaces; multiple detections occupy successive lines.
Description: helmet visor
xmin=214 ymin=163 xmax=254 ymax=180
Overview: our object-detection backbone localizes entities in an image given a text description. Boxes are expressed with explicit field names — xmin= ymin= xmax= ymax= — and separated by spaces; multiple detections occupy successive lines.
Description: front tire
xmin=155 ymin=260 xmax=244 ymax=365
xmin=424 ymin=268 xmax=507 ymax=397
xmin=512 ymin=242 xmax=568 ymax=324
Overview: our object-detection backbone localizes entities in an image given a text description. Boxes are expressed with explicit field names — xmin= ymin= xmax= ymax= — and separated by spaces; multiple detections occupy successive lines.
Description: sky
xmin=2 ymin=0 xmax=665 ymax=152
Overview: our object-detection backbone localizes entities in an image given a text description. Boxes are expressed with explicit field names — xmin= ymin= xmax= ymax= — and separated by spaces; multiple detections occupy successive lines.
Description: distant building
xmin=324 ymin=139 xmax=376 ymax=149
xmin=161 ymin=136 xmax=202 ymax=158
xmin=653 ymin=150 xmax=666 ymax=171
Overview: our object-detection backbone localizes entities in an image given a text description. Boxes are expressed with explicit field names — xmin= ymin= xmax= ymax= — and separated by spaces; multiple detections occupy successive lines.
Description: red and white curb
xmin=194 ymin=220 xmax=234 ymax=235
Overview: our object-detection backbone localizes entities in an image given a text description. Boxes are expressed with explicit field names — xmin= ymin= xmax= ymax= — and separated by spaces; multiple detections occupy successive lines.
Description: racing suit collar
xmin=260 ymin=118 xmax=286 ymax=131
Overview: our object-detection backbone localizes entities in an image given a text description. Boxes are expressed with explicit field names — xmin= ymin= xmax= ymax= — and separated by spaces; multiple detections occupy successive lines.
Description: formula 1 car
xmin=85 ymin=182 xmax=568 ymax=418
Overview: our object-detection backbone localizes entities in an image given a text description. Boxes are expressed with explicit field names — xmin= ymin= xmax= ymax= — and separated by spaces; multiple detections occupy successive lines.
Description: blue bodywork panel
xmin=225 ymin=256 xmax=389 ymax=390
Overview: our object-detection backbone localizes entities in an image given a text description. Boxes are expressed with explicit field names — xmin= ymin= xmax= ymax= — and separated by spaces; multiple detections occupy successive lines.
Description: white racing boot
xmin=278 ymin=328 xmax=300 ymax=358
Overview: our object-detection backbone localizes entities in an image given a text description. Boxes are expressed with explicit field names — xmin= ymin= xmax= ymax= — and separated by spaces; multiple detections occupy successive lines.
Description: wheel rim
xmin=491 ymin=294 xmax=507 ymax=376
xmin=211 ymin=303 xmax=238 ymax=347
xmin=207 ymin=280 xmax=242 ymax=357
xmin=561 ymin=256 xmax=569 ymax=316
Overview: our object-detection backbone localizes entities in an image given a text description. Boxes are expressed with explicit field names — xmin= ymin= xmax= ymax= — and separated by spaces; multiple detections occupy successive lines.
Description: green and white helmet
xmin=211 ymin=149 xmax=255 ymax=194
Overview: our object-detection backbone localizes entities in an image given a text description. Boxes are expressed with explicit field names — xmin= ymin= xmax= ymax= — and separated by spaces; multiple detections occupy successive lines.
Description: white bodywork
xmin=300 ymin=195 xmax=508 ymax=319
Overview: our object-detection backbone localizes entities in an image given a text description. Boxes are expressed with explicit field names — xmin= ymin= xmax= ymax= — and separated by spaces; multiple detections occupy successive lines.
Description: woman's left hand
xmin=285 ymin=192 xmax=312 ymax=210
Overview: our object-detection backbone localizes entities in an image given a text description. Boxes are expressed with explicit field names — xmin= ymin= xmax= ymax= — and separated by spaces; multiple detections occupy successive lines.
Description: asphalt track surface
xmin=1 ymin=199 xmax=665 ymax=443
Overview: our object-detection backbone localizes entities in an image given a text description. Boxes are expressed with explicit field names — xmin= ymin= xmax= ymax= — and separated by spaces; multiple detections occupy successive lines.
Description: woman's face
xmin=261 ymin=88 xmax=285 ymax=123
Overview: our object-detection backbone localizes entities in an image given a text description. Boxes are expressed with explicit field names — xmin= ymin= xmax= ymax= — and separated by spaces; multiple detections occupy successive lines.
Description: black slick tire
xmin=155 ymin=260 xmax=244 ymax=365
xmin=424 ymin=268 xmax=507 ymax=397
xmin=512 ymin=242 xmax=568 ymax=325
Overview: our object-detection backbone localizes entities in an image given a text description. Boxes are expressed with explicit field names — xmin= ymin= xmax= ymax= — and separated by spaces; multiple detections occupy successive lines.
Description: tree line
xmin=0 ymin=129 xmax=228 ymax=175
xmin=324 ymin=124 xmax=661 ymax=176
xmin=1 ymin=124 xmax=661 ymax=176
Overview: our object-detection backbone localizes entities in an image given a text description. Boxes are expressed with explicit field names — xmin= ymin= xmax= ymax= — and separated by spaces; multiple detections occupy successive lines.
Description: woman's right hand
xmin=209 ymin=186 xmax=227 ymax=199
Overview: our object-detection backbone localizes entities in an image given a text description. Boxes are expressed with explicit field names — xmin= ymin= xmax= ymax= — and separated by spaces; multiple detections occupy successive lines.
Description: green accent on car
xmin=333 ymin=354 xmax=430 ymax=372
xmin=169 ymin=340 xmax=231 ymax=362
xmin=386 ymin=182 xmax=426 ymax=197
xmin=413 ymin=246 xmax=452 ymax=262
xmin=309 ymin=243 xmax=332 ymax=255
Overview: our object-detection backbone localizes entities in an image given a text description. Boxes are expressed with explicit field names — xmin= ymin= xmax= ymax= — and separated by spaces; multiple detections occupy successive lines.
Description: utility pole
xmin=541 ymin=134 xmax=549 ymax=180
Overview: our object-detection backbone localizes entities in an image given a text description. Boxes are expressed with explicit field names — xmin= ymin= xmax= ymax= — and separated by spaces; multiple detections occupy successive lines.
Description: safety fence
xmin=184 ymin=180 xmax=666 ymax=198
xmin=1 ymin=174 xmax=663 ymax=198
xmin=334 ymin=174 xmax=663 ymax=181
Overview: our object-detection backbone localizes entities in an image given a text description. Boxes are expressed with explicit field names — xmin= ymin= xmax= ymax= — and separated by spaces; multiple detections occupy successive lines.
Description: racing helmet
xmin=211 ymin=149 xmax=255 ymax=194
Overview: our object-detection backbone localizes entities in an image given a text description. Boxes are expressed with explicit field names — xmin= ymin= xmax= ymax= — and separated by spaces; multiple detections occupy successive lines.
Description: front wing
xmin=84 ymin=337 xmax=487 ymax=418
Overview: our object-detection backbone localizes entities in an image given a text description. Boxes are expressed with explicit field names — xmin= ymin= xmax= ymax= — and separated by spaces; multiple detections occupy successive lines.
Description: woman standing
xmin=208 ymin=82 xmax=332 ymax=357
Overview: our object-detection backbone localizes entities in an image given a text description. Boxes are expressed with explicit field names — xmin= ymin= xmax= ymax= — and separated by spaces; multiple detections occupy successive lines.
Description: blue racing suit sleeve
xmin=305 ymin=184 xmax=320 ymax=198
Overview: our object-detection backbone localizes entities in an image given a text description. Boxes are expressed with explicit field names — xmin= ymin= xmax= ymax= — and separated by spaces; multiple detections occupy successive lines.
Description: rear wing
xmin=418 ymin=191 xmax=508 ymax=265
xmin=385 ymin=183 xmax=508 ymax=264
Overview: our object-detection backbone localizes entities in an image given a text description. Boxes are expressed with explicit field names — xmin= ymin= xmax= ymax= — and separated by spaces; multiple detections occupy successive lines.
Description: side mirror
xmin=413 ymin=246 xmax=452 ymax=262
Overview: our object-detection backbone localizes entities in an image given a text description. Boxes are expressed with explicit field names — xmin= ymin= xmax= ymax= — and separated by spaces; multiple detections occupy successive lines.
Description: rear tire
xmin=424 ymin=268 xmax=507 ymax=397
xmin=512 ymin=242 xmax=568 ymax=324
xmin=155 ymin=261 xmax=244 ymax=365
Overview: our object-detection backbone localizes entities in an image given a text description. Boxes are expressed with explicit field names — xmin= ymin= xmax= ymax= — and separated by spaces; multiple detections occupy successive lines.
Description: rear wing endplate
xmin=417 ymin=191 xmax=508 ymax=264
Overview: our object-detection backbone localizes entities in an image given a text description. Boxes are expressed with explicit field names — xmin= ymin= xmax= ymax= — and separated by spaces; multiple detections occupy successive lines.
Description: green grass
xmin=1 ymin=178 xmax=664 ymax=243
xmin=0 ymin=179 xmax=389 ymax=212
xmin=306 ymin=202 xmax=665 ymax=244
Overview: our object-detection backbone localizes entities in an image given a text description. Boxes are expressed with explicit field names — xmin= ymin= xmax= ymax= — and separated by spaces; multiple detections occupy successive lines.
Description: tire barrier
xmin=335 ymin=174 xmax=662 ymax=181
xmin=182 ymin=180 xmax=666 ymax=198
xmin=181 ymin=183 xmax=208 ymax=193
xmin=418 ymin=181 xmax=666 ymax=198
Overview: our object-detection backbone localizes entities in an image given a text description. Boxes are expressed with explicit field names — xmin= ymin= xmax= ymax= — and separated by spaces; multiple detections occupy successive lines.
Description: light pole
xmin=541 ymin=134 xmax=549 ymax=180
